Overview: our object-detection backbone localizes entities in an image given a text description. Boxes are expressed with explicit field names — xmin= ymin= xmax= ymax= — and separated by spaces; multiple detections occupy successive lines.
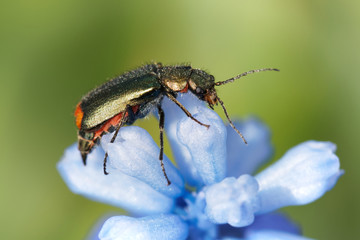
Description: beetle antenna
xmin=215 ymin=68 xmax=279 ymax=86
xmin=215 ymin=95 xmax=247 ymax=144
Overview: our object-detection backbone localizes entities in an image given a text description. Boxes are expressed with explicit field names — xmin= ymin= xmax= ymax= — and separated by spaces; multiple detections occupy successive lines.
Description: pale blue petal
xmin=87 ymin=214 xmax=115 ymax=240
xmin=218 ymin=212 xmax=299 ymax=239
xmin=176 ymin=107 xmax=227 ymax=186
xmin=204 ymin=175 xmax=259 ymax=227
xmin=57 ymin=144 xmax=174 ymax=216
xmin=221 ymin=238 xmax=243 ymax=240
xmin=101 ymin=126 xmax=184 ymax=198
xmin=181 ymin=192 xmax=217 ymax=240
xmin=99 ymin=214 xmax=188 ymax=240
xmin=161 ymin=93 xmax=204 ymax=186
xmin=226 ymin=117 xmax=273 ymax=177
xmin=245 ymin=230 xmax=313 ymax=240
xmin=245 ymin=212 xmax=300 ymax=235
xmin=255 ymin=141 xmax=343 ymax=213
xmin=162 ymin=93 xmax=227 ymax=187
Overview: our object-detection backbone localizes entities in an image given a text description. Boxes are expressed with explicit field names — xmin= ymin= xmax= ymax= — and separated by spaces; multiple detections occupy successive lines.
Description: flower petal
xmin=245 ymin=212 xmax=300 ymax=236
xmin=204 ymin=175 xmax=259 ymax=227
xmin=226 ymin=117 xmax=273 ymax=177
xmin=86 ymin=214 xmax=115 ymax=240
xmin=99 ymin=214 xmax=188 ymax=240
xmin=180 ymin=192 xmax=217 ymax=240
xmin=162 ymin=93 xmax=227 ymax=187
xmin=57 ymin=144 xmax=174 ymax=216
xmin=245 ymin=230 xmax=314 ymax=240
xmin=218 ymin=212 xmax=300 ymax=239
xmin=101 ymin=126 xmax=184 ymax=198
xmin=255 ymin=141 xmax=343 ymax=213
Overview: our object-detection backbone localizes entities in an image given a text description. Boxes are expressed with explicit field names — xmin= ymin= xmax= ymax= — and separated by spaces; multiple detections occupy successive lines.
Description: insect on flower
xmin=74 ymin=63 xmax=278 ymax=185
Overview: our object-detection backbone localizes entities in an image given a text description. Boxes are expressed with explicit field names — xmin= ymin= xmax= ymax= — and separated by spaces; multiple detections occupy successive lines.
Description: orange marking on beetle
xmin=180 ymin=83 xmax=189 ymax=93
xmin=74 ymin=103 xmax=84 ymax=129
xmin=93 ymin=112 xmax=124 ymax=139
xmin=132 ymin=105 xmax=139 ymax=114
xmin=90 ymin=105 xmax=140 ymax=140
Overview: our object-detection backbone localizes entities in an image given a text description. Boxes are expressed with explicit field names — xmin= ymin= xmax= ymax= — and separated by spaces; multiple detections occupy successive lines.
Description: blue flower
xmin=58 ymin=93 xmax=343 ymax=240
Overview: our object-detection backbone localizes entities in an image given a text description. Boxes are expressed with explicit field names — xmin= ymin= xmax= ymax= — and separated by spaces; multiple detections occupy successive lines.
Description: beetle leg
xmin=165 ymin=92 xmax=210 ymax=129
xmin=127 ymin=105 xmax=136 ymax=123
xmin=103 ymin=106 xmax=129 ymax=175
xmin=158 ymin=106 xmax=171 ymax=185
xmin=103 ymin=152 xmax=110 ymax=175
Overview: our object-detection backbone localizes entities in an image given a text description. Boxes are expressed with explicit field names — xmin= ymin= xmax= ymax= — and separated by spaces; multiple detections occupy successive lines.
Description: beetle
xmin=74 ymin=63 xmax=278 ymax=185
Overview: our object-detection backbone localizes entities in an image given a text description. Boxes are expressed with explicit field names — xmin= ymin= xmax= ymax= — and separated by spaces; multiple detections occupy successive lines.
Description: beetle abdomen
xmin=76 ymin=64 xmax=162 ymax=130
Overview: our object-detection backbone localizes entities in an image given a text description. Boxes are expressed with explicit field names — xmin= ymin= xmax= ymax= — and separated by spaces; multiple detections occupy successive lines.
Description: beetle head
xmin=188 ymin=69 xmax=217 ymax=107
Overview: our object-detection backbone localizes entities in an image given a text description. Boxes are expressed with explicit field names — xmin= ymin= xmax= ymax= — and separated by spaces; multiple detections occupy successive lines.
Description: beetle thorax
xmin=159 ymin=66 xmax=192 ymax=92
xmin=163 ymin=77 xmax=188 ymax=92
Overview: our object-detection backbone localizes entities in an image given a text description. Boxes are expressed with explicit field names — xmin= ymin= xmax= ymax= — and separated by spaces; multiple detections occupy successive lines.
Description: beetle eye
xmin=196 ymin=87 xmax=203 ymax=94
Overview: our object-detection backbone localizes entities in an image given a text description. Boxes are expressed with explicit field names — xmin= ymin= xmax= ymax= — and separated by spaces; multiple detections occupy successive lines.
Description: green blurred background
xmin=1 ymin=0 xmax=358 ymax=239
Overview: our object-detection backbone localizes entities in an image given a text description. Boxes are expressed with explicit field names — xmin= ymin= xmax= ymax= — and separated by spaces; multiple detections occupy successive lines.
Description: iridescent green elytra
xmin=74 ymin=62 xmax=278 ymax=185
